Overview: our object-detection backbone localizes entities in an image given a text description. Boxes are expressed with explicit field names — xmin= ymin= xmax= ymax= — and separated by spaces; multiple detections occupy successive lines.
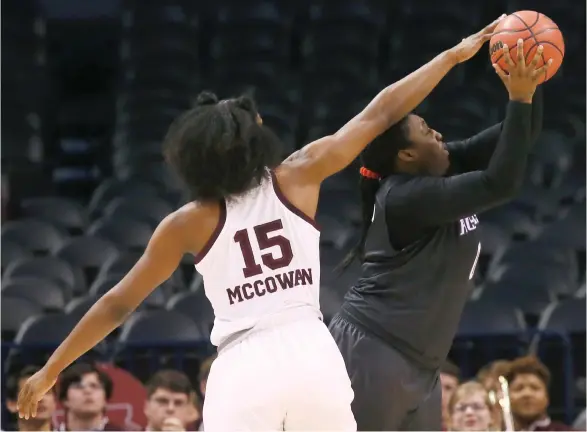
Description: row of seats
xmin=3 ymin=292 xmax=583 ymax=349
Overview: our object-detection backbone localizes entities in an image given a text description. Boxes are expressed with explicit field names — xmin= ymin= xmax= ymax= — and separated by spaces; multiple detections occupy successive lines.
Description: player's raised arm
xmin=446 ymin=85 xmax=543 ymax=173
xmin=16 ymin=213 xmax=188 ymax=419
xmin=285 ymin=16 xmax=506 ymax=184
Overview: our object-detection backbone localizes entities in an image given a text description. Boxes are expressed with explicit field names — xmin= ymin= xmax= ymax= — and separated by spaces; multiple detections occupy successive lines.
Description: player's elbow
xmin=100 ymin=290 xmax=136 ymax=325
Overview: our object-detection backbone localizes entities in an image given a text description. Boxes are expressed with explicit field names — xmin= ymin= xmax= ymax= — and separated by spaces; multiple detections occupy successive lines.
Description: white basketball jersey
xmin=194 ymin=171 xmax=322 ymax=347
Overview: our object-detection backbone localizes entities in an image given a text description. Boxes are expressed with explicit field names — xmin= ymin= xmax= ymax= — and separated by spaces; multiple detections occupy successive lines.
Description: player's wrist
xmin=508 ymin=92 xmax=533 ymax=104
xmin=443 ymin=48 xmax=460 ymax=67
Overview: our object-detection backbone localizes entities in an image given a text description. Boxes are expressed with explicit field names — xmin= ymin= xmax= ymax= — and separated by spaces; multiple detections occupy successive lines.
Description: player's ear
xmin=397 ymin=148 xmax=418 ymax=162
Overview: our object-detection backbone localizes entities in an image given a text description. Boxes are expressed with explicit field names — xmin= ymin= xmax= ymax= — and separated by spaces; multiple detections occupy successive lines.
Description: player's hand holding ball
xmin=493 ymin=39 xmax=551 ymax=103
xmin=489 ymin=11 xmax=564 ymax=84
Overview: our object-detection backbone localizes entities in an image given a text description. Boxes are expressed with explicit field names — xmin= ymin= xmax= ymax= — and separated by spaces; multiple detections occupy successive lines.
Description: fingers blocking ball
xmin=489 ymin=11 xmax=565 ymax=84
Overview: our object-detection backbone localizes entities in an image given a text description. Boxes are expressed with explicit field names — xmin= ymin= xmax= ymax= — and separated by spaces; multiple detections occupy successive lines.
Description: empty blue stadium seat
xmin=21 ymin=197 xmax=87 ymax=234
xmin=119 ymin=310 xmax=206 ymax=344
xmin=2 ymin=219 xmax=67 ymax=255
xmin=54 ymin=236 xmax=120 ymax=284
xmin=88 ymin=217 xmax=153 ymax=251
xmin=2 ymin=241 xmax=32 ymax=272
xmin=167 ymin=291 xmax=214 ymax=335
xmin=2 ymin=277 xmax=66 ymax=311
xmin=4 ymin=256 xmax=80 ymax=297
xmin=457 ymin=301 xmax=525 ymax=336
xmin=1 ymin=296 xmax=42 ymax=339
xmin=15 ymin=314 xmax=77 ymax=346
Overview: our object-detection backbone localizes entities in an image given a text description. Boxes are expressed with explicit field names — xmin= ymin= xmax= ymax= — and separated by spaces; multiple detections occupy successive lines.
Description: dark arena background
xmin=1 ymin=0 xmax=585 ymax=430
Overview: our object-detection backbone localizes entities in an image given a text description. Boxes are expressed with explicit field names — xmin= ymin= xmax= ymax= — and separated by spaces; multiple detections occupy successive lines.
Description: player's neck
xmin=17 ymin=418 xmax=52 ymax=431
xmin=66 ymin=411 xmax=106 ymax=431
xmin=395 ymin=161 xmax=420 ymax=175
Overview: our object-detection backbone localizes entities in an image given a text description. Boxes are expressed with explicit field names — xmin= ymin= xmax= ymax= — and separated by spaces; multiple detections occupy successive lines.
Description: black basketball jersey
xmin=340 ymin=96 xmax=540 ymax=369
xmin=342 ymin=175 xmax=481 ymax=369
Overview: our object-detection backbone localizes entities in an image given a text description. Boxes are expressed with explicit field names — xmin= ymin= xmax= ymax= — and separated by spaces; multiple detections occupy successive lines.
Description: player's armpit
xmin=43 ymin=213 xmax=187 ymax=378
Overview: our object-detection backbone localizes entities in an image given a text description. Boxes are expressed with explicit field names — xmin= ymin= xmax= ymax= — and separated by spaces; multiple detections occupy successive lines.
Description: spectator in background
xmin=197 ymin=355 xmax=216 ymax=400
xmin=505 ymin=356 xmax=572 ymax=431
xmin=478 ymin=359 xmax=512 ymax=430
xmin=441 ymin=360 xmax=461 ymax=430
xmin=448 ymin=381 xmax=498 ymax=431
xmin=6 ymin=366 xmax=56 ymax=431
xmin=144 ymin=370 xmax=198 ymax=431
xmin=478 ymin=359 xmax=512 ymax=392
xmin=57 ymin=363 xmax=124 ymax=431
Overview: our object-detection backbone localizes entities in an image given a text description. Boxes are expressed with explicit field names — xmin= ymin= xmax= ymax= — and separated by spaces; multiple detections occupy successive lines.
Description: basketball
xmin=489 ymin=11 xmax=565 ymax=84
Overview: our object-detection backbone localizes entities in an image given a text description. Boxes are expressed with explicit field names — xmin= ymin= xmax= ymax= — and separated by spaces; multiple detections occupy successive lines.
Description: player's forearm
xmin=530 ymin=86 xmax=543 ymax=142
xmin=370 ymin=50 xmax=458 ymax=126
xmin=447 ymin=86 xmax=543 ymax=172
xmin=44 ymin=294 xmax=133 ymax=377
xmin=484 ymin=100 xmax=533 ymax=194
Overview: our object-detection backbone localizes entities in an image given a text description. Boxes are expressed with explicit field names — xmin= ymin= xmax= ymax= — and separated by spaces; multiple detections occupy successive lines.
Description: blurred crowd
xmin=440 ymin=356 xmax=584 ymax=431
xmin=5 ymin=356 xmax=216 ymax=432
xmin=4 ymin=354 xmax=584 ymax=431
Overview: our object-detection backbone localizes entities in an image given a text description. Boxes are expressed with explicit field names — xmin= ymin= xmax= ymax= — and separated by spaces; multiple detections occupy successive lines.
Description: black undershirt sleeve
xmin=386 ymin=100 xmax=533 ymax=228
xmin=446 ymin=87 xmax=543 ymax=173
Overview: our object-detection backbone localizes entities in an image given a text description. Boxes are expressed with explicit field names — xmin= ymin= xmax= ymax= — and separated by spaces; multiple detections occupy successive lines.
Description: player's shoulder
xmin=165 ymin=201 xmax=221 ymax=231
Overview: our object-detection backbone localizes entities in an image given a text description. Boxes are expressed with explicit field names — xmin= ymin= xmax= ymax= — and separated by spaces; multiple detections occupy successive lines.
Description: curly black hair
xmin=163 ymin=91 xmax=282 ymax=201
xmin=338 ymin=115 xmax=413 ymax=271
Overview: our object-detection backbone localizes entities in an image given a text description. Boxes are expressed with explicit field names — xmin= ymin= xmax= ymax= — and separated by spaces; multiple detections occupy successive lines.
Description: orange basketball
xmin=489 ymin=11 xmax=564 ymax=84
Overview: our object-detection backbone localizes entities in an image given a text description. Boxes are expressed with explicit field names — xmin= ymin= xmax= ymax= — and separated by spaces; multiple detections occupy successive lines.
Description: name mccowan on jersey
xmin=227 ymin=268 xmax=314 ymax=305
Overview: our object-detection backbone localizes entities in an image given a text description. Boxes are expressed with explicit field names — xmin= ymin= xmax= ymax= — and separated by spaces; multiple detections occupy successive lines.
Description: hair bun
xmin=195 ymin=91 xmax=219 ymax=106
xmin=233 ymin=96 xmax=257 ymax=114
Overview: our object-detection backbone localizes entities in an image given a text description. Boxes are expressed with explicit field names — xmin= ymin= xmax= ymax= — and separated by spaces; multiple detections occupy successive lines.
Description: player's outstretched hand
xmin=450 ymin=15 xmax=507 ymax=64
xmin=16 ymin=368 xmax=57 ymax=420
xmin=493 ymin=39 xmax=552 ymax=103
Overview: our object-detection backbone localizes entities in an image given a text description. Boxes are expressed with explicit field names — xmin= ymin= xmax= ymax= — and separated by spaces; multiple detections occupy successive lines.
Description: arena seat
xmin=87 ymin=178 xmax=161 ymax=216
xmin=21 ymin=197 xmax=87 ymax=234
xmin=54 ymin=236 xmax=120 ymax=284
xmin=1 ymin=296 xmax=43 ymax=340
xmin=1 ymin=241 xmax=32 ymax=272
xmin=15 ymin=314 xmax=78 ymax=346
xmin=1 ymin=219 xmax=67 ymax=255
xmin=116 ymin=163 xmax=184 ymax=192
xmin=89 ymin=274 xmax=123 ymax=298
xmin=479 ymin=275 xmax=557 ymax=317
xmin=64 ymin=296 xmax=96 ymax=319
xmin=497 ymin=263 xmax=577 ymax=298
xmin=535 ymin=298 xmax=587 ymax=420
xmin=98 ymin=251 xmax=142 ymax=276
xmin=457 ymin=300 xmax=526 ymax=336
xmin=87 ymin=217 xmax=153 ymax=251
xmin=167 ymin=291 xmax=215 ymax=335
xmin=4 ymin=256 xmax=80 ymax=296
xmin=494 ymin=241 xmax=579 ymax=281
xmin=317 ymin=215 xmax=354 ymax=250
xmin=536 ymin=205 xmax=586 ymax=251
xmin=2 ymin=277 xmax=66 ymax=311
xmin=119 ymin=310 xmax=207 ymax=344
